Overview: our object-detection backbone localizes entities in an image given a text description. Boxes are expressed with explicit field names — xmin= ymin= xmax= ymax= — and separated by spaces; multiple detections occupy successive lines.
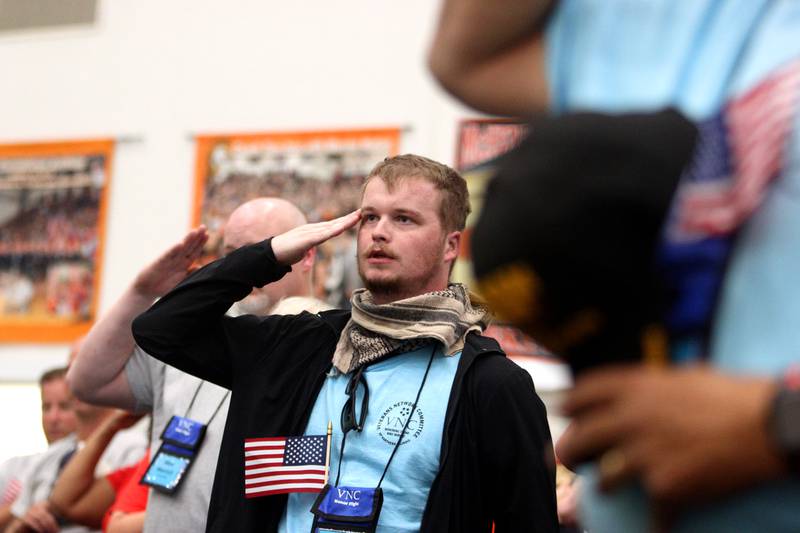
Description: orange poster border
xmin=191 ymin=127 xmax=401 ymax=228
xmin=0 ymin=139 xmax=115 ymax=343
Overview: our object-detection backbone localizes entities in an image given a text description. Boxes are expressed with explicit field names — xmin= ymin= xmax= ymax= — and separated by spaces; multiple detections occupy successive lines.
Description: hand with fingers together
xmin=271 ymin=210 xmax=361 ymax=266
xmin=132 ymin=226 xmax=209 ymax=300
xmin=556 ymin=365 xmax=785 ymax=514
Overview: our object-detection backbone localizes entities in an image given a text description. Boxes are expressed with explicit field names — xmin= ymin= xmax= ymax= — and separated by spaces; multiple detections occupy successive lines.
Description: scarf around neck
xmin=331 ymin=283 xmax=490 ymax=373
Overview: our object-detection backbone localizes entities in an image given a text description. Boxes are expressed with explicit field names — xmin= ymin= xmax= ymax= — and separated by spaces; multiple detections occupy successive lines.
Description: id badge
xmin=141 ymin=445 xmax=192 ymax=493
xmin=141 ymin=416 xmax=206 ymax=494
xmin=161 ymin=415 xmax=206 ymax=449
xmin=310 ymin=484 xmax=383 ymax=533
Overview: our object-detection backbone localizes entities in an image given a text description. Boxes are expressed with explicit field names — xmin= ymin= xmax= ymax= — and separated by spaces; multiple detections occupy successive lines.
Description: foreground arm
xmin=428 ymin=0 xmax=555 ymax=116
xmin=132 ymin=211 xmax=360 ymax=386
xmin=68 ymin=227 xmax=207 ymax=408
xmin=556 ymin=366 xmax=785 ymax=511
xmin=49 ymin=411 xmax=141 ymax=528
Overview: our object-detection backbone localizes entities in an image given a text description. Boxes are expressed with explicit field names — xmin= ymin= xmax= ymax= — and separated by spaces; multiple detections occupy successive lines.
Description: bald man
xmin=67 ymin=198 xmax=329 ymax=533
xmin=223 ymin=198 xmax=317 ymax=316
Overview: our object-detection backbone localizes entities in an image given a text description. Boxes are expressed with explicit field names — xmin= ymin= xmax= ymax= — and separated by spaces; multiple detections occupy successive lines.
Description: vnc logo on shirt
xmin=376 ymin=401 xmax=425 ymax=446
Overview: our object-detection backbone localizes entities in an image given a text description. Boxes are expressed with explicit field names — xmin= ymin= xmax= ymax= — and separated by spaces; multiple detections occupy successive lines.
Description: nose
xmin=371 ymin=217 xmax=390 ymax=243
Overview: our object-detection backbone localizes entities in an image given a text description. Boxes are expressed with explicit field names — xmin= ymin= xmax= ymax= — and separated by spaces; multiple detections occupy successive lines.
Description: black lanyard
xmin=183 ymin=380 xmax=230 ymax=426
xmin=334 ymin=344 xmax=437 ymax=488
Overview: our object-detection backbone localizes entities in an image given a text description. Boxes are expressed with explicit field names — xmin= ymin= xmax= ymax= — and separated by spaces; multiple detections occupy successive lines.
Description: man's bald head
xmin=222 ymin=197 xmax=315 ymax=314
xmin=222 ymin=198 xmax=307 ymax=254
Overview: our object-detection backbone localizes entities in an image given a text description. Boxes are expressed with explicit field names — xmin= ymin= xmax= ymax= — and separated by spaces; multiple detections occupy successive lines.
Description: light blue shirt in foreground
xmin=547 ymin=1 xmax=800 ymax=531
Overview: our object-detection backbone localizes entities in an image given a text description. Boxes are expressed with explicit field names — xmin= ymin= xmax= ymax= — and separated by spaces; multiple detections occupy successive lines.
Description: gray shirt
xmin=126 ymin=347 xmax=230 ymax=533
xmin=11 ymin=430 xmax=146 ymax=533
xmin=125 ymin=296 xmax=331 ymax=533
xmin=0 ymin=453 xmax=39 ymax=505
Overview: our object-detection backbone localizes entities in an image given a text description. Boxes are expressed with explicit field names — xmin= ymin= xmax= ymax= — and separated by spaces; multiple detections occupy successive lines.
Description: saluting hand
xmin=132 ymin=226 xmax=209 ymax=299
xmin=271 ymin=210 xmax=361 ymax=266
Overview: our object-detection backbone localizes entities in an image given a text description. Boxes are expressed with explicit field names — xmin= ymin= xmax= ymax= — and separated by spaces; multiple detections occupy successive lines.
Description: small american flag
xmin=1 ymin=477 xmax=21 ymax=505
xmin=244 ymin=435 xmax=328 ymax=498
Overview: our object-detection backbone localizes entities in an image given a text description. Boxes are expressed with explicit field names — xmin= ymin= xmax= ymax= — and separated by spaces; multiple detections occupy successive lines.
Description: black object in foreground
xmin=472 ymin=109 xmax=697 ymax=375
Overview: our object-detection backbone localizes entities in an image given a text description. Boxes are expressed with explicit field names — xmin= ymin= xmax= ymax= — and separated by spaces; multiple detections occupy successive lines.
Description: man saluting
xmin=133 ymin=154 xmax=557 ymax=533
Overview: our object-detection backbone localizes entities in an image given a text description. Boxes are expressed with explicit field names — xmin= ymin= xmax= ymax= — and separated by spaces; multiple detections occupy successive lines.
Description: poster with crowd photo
xmin=453 ymin=119 xmax=557 ymax=361
xmin=0 ymin=140 xmax=113 ymax=342
xmin=193 ymin=128 xmax=400 ymax=308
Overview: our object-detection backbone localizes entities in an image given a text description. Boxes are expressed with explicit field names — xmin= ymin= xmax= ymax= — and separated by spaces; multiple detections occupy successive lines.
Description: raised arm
xmin=67 ymin=227 xmax=208 ymax=409
xmin=427 ymin=0 xmax=555 ymax=116
xmin=132 ymin=211 xmax=360 ymax=386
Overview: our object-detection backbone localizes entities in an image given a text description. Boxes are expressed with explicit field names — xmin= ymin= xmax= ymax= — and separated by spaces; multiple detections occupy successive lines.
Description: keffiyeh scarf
xmin=332 ymin=283 xmax=490 ymax=373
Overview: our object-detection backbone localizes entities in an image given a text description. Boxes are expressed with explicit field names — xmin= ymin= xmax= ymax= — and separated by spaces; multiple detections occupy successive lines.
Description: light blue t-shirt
xmin=547 ymin=1 xmax=800 ymax=531
xmin=278 ymin=344 xmax=460 ymax=533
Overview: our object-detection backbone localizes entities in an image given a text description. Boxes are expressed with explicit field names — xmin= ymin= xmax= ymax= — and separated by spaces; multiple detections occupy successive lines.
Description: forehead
xmin=361 ymin=177 xmax=441 ymax=213
xmin=41 ymin=378 xmax=69 ymax=400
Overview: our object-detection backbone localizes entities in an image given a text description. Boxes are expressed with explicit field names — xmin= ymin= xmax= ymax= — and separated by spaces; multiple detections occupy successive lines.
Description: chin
xmin=362 ymin=274 xmax=402 ymax=295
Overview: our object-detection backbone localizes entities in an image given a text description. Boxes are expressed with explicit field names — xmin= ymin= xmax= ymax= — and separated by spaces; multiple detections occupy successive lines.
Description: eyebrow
xmin=361 ymin=206 xmax=423 ymax=218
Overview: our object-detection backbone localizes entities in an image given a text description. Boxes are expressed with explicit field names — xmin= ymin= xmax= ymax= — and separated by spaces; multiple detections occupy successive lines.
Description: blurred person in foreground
xmin=7 ymin=343 xmax=146 ymax=533
xmin=67 ymin=197 xmax=330 ymax=533
xmin=430 ymin=0 xmax=800 ymax=531
xmin=131 ymin=154 xmax=557 ymax=532
xmin=0 ymin=368 xmax=78 ymax=529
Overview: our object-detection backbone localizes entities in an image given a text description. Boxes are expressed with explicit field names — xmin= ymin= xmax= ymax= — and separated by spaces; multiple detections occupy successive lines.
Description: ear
xmin=443 ymin=231 xmax=461 ymax=264
xmin=298 ymin=247 xmax=316 ymax=272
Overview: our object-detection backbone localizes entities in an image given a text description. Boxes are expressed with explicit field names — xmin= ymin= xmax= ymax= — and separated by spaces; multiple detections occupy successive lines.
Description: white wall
xmin=0 ymin=0 xmax=480 ymax=380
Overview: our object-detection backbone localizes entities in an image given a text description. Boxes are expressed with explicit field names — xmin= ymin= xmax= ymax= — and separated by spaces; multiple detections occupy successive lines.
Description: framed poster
xmin=453 ymin=119 xmax=558 ymax=362
xmin=192 ymin=128 xmax=400 ymax=307
xmin=0 ymin=139 xmax=114 ymax=342
xmin=452 ymin=118 xmax=528 ymax=291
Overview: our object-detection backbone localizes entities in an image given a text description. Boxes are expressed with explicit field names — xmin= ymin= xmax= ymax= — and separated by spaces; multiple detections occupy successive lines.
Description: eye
xmin=396 ymin=215 xmax=412 ymax=224
xmin=362 ymin=213 xmax=379 ymax=223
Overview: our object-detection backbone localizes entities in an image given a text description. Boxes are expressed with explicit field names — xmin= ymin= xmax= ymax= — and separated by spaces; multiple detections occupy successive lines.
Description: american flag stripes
xmin=244 ymin=435 xmax=329 ymax=498
xmin=675 ymin=58 xmax=800 ymax=238
xmin=657 ymin=57 xmax=800 ymax=361
xmin=1 ymin=477 xmax=21 ymax=505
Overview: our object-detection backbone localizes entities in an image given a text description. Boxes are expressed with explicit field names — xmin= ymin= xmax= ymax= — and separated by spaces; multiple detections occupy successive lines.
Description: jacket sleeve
xmin=131 ymin=238 xmax=291 ymax=389
xmin=478 ymin=363 xmax=558 ymax=532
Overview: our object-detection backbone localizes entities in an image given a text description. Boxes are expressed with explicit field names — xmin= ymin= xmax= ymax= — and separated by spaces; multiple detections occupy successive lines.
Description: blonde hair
xmin=364 ymin=154 xmax=470 ymax=232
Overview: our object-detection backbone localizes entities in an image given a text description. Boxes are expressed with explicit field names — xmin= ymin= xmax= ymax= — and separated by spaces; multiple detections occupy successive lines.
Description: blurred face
xmin=41 ymin=378 xmax=77 ymax=444
xmin=357 ymin=177 xmax=460 ymax=304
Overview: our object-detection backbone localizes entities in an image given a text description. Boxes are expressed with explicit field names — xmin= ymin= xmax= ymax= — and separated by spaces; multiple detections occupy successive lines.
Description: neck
xmin=370 ymin=281 xmax=450 ymax=305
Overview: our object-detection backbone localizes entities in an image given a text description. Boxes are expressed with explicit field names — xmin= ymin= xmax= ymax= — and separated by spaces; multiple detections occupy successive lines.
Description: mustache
xmin=364 ymin=246 xmax=395 ymax=259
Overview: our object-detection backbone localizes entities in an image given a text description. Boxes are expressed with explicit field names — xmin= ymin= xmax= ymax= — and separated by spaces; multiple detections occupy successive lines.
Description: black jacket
xmin=132 ymin=239 xmax=557 ymax=533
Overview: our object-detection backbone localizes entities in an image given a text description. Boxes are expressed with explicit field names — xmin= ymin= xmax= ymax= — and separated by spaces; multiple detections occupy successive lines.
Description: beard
xmin=357 ymin=254 xmax=444 ymax=303
xmin=360 ymin=271 xmax=402 ymax=297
